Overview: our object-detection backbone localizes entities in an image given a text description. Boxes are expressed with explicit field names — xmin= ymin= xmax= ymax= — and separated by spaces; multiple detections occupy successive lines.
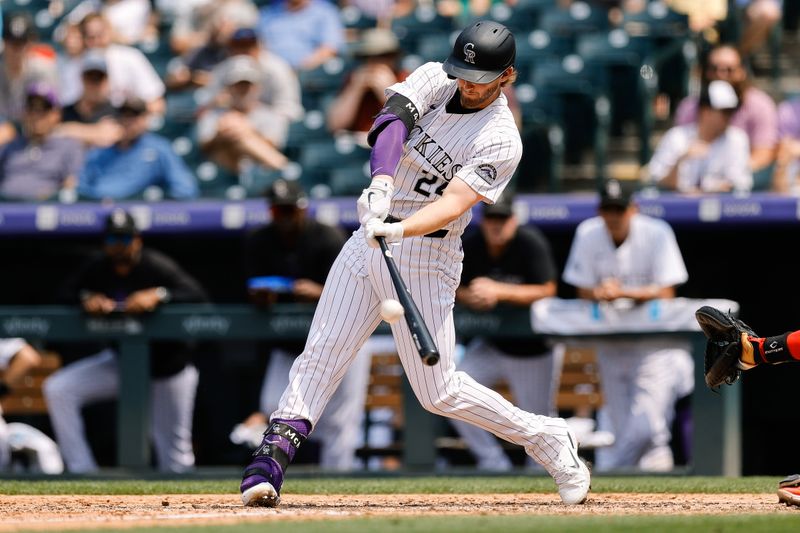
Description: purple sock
xmin=240 ymin=418 xmax=311 ymax=494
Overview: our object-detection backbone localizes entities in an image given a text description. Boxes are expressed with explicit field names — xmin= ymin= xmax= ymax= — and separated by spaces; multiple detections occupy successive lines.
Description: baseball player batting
xmin=240 ymin=21 xmax=590 ymax=507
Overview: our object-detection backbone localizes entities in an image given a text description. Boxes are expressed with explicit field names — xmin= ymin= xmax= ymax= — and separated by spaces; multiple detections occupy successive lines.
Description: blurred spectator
xmin=0 ymin=338 xmax=42 ymax=471
xmin=62 ymin=0 xmax=156 ymax=46
xmin=649 ymin=80 xmax=752 ymax=193
xmin=674 ymin=44 xmax=777 ymax=173
xmin=257 ymin=0 xmax=345 ymax=70
xmin=450 ymin=193 xmax=563 ymax=472
xmin=55 ymin=51 xmax=123 ymax=148
xmin=202 ymin=27 xmax=303 ymax=133
xmin=773 ymin=96 xmax=800 ymax=194
xmin=0 ymin=12 xmax=59 ymax=123
xmin=665 ymin=0 xmax=728 ymax=42
xmin=77 ymin=97 xmax=198 ymax=200
xmin=326 ymin=28 xmax=408 ymax=146
xmin=56 ymin=23 xmax=87 ymax=108
xmin=164 ymin=6 xmax=247 ymax=92
xmin=197 ymin=56 xmax=291 ymax=176
xmin=61 ymin=13 xmax=166 ymax=114
xmin=0 ymin=83 xmax=84 ymax=201
xmin=161 ymin=0 xmax=258 ymax=57
xmin=231 ymin=179 xmax=369 ymax=471
xmin=44 ymin=208 xmax=208 ymax=473
xmin=737 ymin=0 xmax=783 ymax=56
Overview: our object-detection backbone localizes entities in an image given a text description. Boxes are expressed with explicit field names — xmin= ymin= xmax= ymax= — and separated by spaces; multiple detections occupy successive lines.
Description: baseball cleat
xmin=242 ymin=482 xmax=280 ymax=507
xmin=536 ymin=428 xmax=591 ymax=505
xmin=777 ymin=474 xmax=800 ymax=507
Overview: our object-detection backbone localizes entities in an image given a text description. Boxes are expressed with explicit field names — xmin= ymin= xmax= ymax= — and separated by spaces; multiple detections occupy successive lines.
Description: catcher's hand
xmin=695 ymin=306 xmax=757 ymax=389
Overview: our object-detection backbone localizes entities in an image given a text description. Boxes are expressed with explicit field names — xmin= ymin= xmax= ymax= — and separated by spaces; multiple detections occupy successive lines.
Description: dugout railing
xmin=0 ymin=304 xmax=740 ymax=476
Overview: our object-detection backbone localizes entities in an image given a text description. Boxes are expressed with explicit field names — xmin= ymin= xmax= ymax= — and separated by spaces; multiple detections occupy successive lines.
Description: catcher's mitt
xmin=694 ymin=306 xmax=757 ymax=389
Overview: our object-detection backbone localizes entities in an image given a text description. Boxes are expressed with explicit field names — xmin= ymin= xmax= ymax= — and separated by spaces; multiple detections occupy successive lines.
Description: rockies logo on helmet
xmin=463 ymin=42 xmax=476 ymax=64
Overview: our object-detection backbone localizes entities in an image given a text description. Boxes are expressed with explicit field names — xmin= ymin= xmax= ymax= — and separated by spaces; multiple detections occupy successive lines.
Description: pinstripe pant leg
xmin=42 ymin=349 xmax=119 ymax=473
xmin=271 ymin=236 xmax=382 ymax=427
xmin=150 ymin=364 xmax=198 ymax=473
xmin=365 ymin=238 xmax=573 ymax=466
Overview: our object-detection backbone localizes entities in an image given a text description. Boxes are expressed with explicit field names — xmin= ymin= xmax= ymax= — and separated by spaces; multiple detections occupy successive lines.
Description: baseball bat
xmin=376 ymin=236 xmax=440 ymax=366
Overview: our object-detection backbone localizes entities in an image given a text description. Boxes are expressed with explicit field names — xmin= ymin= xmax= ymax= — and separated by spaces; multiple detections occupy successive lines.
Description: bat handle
xmin=421 ymin=352 xmax=440 ymax=366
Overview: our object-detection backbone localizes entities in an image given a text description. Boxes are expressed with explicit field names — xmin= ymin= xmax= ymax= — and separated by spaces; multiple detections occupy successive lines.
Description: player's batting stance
xmin=240 ymin=21 xmax=590 ymax=507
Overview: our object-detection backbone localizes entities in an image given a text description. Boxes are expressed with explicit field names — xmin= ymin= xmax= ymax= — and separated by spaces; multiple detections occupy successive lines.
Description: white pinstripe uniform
xmin=272 ymin=62 xmax=583 ymax=473
xmin=562 ymin=213 xmax=693 ymax=471
xmin=0 ymin=338 xmax=27 ymax=469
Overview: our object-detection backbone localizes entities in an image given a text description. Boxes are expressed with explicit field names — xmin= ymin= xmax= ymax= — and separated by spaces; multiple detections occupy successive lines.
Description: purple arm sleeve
xmin=369 ymin=115 xmax=408 ymax=178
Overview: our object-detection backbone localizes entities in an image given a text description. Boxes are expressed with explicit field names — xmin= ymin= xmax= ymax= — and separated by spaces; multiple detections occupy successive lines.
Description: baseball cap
xmin=599 ymin=179 xmax=636 ymax=209
xmin=352 ymin=28 xmax=400 ymax=58
xmin=114 ymin=97 xmax=148 ymax=116
xmin=25 ymin=81 xmax=60 ymax=108
xmin=3 ymin=12 xmax=36 ymax=42
xmin=81 ymin=50 xmax=108 ymax=74
xmin=266 ymin=179 xmax=308 ymax=209
xmin=223 ymin=55 xmax=261 ymax=86
xmin=104 ymin=208 xmax=139 ymax=236
xmin=483 ymin=193 xmax=514 ymax=218
xmin=699 ymin=80 xmax=739 ymax=111
xmin=230 ymin=27 xmax=258 ymax=43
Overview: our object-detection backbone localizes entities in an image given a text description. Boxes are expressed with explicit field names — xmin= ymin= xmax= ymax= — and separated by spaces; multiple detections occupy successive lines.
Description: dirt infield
xmin=0 ymin=493 xmax=796 ymax=531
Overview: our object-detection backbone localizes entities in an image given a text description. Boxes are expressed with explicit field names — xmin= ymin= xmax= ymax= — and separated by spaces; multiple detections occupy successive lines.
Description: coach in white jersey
xmin=240 ymin=21 xmax=590 ymax=507
xmin=562 ymin=179 xmax=694 ymax=472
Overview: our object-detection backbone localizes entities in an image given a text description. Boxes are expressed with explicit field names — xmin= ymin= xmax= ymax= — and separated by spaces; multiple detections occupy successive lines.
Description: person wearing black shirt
xmin=43 ymin=208 xmax=208 ymax=473
xmin=230 ymin=179 xmax=371 ymax=471
xmin=451 ymin=192 xmax=563 ymax=471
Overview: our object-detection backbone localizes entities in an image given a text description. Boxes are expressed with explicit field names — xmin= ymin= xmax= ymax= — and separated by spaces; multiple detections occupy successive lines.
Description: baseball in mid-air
xmin=380 ymin=299 xmax=404 ymax=324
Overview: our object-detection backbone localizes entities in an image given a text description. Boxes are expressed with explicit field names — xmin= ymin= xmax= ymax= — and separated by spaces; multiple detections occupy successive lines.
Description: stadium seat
xmin=329 ymin=161 xmax=371 ymax=196
xmin=531 ymin=55 xmax=611 ymax=183
xmin=515 ymin=29 xmax=573 ymax=81
xmin=576 ymin=30 xmax=653 ymax=162
xmin=284 ymin=110 xmax=333 ymax=160
xmin=414 ymin=32 xmax=458 ymax=64
xmin=391 ymin=5 xmax=456 ymax=53
xmin=340 ymin=5 xmax=379 ymax=31
xmin=621 ymin=1 xmax=689 ymax=39
xmin=297 ymin=57 xmax=353 ymax=110
xmin=297 ymin=135 xmax=371 ymax=190
xmin=539 ymin=1 xmax=609 ymax=41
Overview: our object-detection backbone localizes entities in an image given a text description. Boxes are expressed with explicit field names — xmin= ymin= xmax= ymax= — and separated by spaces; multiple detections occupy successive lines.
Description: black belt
xmin=385 ymin=216 xmax=449 ymax=238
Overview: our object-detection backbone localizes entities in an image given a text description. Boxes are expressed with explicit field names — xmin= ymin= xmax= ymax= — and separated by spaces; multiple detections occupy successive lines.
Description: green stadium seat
xmin=414 ymin=32 xmax=457 ymax=63
xmin=329 ymin=161 xmax=371 ymax=196
xmin=539 ymin=1 xmax=609 ymax=41
xmin=515 ymin=29 xmax=573 ymax=80
xmin=391 ymin=5 xmax=456 ymax=52
xmin=297 ymin=136 xmax=371 ymax=190
xmin=340 ymin=5 xmax=379 ymax=30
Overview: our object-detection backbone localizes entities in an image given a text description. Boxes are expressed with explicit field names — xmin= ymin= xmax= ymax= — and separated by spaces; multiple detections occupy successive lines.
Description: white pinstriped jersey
xmin=562 ymin=214 xmax=688 ymax=289
xmin=384 ymin=62 xmax=522 ymax=236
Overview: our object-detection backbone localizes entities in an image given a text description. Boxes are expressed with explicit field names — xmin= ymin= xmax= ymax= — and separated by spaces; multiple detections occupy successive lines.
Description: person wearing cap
xmin=44 ymin=208 xmax=208 ymax=473
xmin=197 ymin=53 xmax=295 ymax=176
xmin=70 ymin=13 xmax=165 ymax=115
xmin=199 ymin=26 xmax=302 ymax=134
xmin=240 ymin=21 xmax=591 ymax=508
xmin=649 ymin=79 xmax=752 ymax=193
xmin=256 ymin=0 xmax=345 ymax=70
xmin=164 ymin=2 xmax=260 ymax=92
xmin=674 ymin=44 xmax=777 ymax=174
xmin=562 ymin=178 xmax=693 ymax=472
xmin=233 ymin=179 xmax=371 ymax=470
xmin=0 ymin=11 xmax=59 ymax=123
xmin=166 ymin=0 xmax=258 ymax=57
xmin=449 ymin=192 xmax=564 ymax=471
xmin=77 ymin=97 xmax=199 ymax=200
xmin=0 ymin=83 xmax=85 ymax=201
xmin=326 ymin=28 xmax=408 ymax=146
xmin=55 ymin=51 xmax=123 ymax=148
